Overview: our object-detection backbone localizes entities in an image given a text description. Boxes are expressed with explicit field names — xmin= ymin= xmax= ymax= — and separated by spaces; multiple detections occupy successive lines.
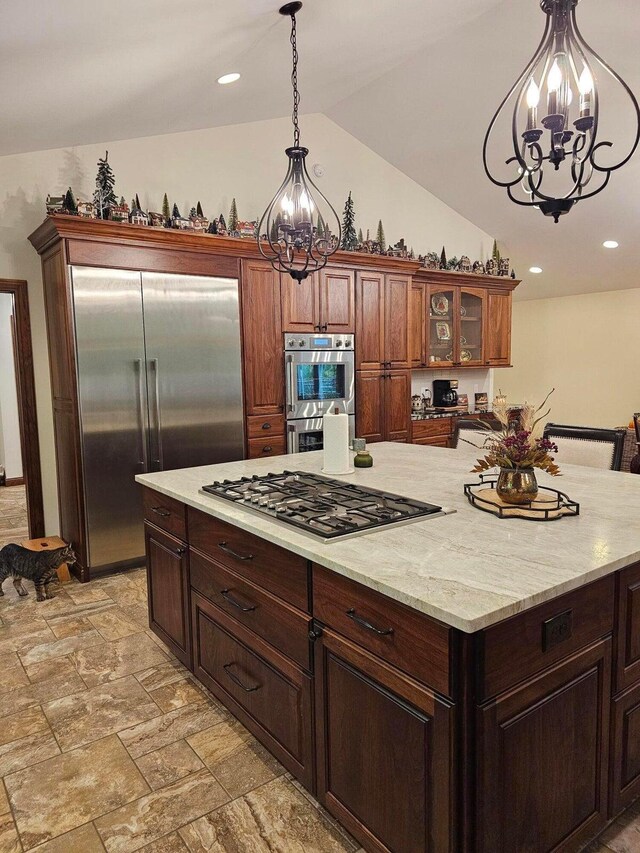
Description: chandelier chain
xmin=290 ymin=12 xmax=300 ymax=147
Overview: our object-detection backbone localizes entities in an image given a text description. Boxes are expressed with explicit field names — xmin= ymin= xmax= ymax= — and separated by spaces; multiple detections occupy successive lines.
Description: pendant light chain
xmin=289 ymin=11 xmax=301 ymax=147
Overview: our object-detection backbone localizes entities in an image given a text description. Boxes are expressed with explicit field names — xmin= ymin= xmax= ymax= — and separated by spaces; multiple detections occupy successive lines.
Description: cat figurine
xmin=0 ymin=543 xmax=76 ymax=601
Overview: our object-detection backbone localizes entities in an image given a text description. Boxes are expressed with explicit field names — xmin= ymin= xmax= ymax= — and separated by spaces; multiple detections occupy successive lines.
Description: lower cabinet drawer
xmin=142 ymin=487 xmax=187 ymax=540
xmin=247 ymin=437 xmax=287 ymax=458
xmin=190 ymin=549 xmax=312 ymax=670
xmin=313 ymin=565 xmax=451 ymax=697
xmin=246 ymin=414 xmax=285 ymax=439
xmin=413 ymin=436 xmax=450 ymax=448
xmin=191 ymin=591 xmax=314 ymax=789
xmin=412 ymin=419 xmax=452 ymax=440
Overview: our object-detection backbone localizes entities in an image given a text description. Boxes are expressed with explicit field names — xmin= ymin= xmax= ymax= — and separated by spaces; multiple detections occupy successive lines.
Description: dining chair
xmin=543 ymin=423 xmax=627 ymax=471
xmin=453 ymin=418 xmax=497 ymax=450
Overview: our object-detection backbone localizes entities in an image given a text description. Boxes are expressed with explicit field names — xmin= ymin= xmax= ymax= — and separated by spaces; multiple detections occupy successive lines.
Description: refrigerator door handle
xmin=133 ymin=359 xmax=148 ymax=470
xmin=149 ymin=358 xmax=163 ymax=469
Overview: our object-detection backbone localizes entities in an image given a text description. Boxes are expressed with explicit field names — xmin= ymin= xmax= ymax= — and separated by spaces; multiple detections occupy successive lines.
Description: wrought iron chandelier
xmin=483 ymin=0 xmax=640 ymax=222
xmin=258 ymin=2 xmax=341 ymax=279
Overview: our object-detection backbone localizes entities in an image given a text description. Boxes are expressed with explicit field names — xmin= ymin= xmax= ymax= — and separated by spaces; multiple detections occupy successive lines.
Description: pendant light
xmin=483 ymin=0 xmax=640 ymax=222
xmin=258 ymin=2 xmax=341 ymax=279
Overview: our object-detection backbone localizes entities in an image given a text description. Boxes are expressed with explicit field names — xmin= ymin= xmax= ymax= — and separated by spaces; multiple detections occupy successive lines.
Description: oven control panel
xmin=284 ymin=334 xmax=353 ymax=351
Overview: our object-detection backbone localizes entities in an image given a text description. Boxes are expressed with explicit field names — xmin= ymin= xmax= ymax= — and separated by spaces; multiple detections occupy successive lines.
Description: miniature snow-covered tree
xmin=228 ymin=198 xmax=238 ymax=232
xmin=340 ymin=192 xmax=357 ymax=251
xmin=172 ymin=203 xmax=181 ymax=219
xmin=440 ymin=246 xmax=447 ymax=269
xmin=196 ymin=201 xmax=204 ymax=217
xmin=492 ymin=239 xmax=501 ymax=263
xmin=218 ymin=213 xmax=227 ymax=233
xmin=162 ymin=194 xmax=171 ymax=220
xmin=93 ymin=151 xmax=117 ymax=219
xmin=315 ymin=211 xmax=325 ymax=239
xmin=358 ymin=227 xmax=364 ymax=244
xmin=135 ymin=194 xmax=142 ymax=211
xmin=376 ymin=220 xmax=386 ymax=251
xmin=63 ymin=187 xmax=77 ymax=214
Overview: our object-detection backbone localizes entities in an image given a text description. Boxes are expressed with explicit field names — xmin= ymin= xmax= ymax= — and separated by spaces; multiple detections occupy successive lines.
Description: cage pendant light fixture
xmin=483 ymin=0 xmax=640 ymax=222
xmin=258 ymin=2 xmax=340 ymax=280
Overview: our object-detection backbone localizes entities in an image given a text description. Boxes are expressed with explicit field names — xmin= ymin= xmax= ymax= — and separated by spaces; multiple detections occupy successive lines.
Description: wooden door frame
xmin=0 ymin=279 xmax=45 ymax=537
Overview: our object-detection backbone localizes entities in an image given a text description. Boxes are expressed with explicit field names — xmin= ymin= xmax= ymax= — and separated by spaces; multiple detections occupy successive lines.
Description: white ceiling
xmin=1 ymin=0 xmax=638 ymax=299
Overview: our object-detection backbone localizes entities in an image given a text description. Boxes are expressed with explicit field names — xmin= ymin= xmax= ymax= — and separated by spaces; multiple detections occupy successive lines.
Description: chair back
xmin=453 ymin=419 xmax=495 ymax=450
xmin=543 ymin=423 xmax=626 ymax=471
xmin=634 ymin=413 xmax=640 ymax=445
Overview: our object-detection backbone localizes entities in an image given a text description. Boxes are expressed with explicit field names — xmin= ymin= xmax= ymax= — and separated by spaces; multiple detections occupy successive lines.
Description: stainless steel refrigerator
xmin=71 ymin=266 xmax=244 ymax=573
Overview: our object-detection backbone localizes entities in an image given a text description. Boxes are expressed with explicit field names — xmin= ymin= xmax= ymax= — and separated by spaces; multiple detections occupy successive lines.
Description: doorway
xmin=0 ymin=279 xmax=44 ymax=544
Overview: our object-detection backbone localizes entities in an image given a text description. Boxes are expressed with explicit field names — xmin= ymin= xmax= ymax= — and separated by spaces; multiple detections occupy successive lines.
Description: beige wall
xmin=501 ymin=288 xmax=640 ymax=430
xmin=0 ymin=113 xmax=494 ymax=534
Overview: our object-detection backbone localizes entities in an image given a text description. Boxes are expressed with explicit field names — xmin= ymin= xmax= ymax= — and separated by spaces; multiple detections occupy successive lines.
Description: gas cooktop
xmin=201 ymin=471 xmax=445 ymax=541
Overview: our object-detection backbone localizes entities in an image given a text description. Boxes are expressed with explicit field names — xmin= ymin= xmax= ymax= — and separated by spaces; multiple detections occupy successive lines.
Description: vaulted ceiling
xmin=1 ymin=0 xmax=638 ymax=299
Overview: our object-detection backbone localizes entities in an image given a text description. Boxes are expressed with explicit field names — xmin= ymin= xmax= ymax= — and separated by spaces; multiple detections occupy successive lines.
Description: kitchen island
xmin=137 ymin=443 xmax=640 ymax=853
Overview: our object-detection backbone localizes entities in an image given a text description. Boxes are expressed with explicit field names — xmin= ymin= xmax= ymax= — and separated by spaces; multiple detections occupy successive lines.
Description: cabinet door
xmin=355 ymin=271 xmax=385 ymax=370
xmin=282 ymin=274 xmax=319 ymax=332
xmin=386 ymin=370 xmax=411 ymax=443
xmin=241 ymin=260 xmax=284 ymax=415
xmin=477 ymin=639 xmax=611 ymax=853
xmin=410 ymin=282 xmax=427 ymax=368
xmin=611 ymin=681 xmax=640 ymax=815
xmin=145 ymin=521 xmax=191 ymax=668
xmin=356 ymin=371 xmax=385 ymax=443
xmin=614 ymin=561 xmax=640 ymax=693
xmin=320 ymin=268 xmax=355 ymax=333
xmin=385 ymin=274 xmax=411 ymax=369
xmin=426 ymin=285 xmax=456 ymax=368
xmin=315 ymin=628 xmax=454 ymax=853
xmin=485 ymin=290 xmax=512 ymax=366
xmin=459 ymin=288 xmax=486 ymax=367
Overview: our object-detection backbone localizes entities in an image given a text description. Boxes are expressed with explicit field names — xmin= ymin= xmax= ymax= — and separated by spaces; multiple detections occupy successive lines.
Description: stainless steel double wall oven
xmin=284 ymin=333 xmax=355 ymax=453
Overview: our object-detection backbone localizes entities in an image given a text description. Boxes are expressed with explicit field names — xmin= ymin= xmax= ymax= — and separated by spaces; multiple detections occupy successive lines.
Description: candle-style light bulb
xmin=579 ymin=66 xmax=594 ymax=117
xmin=547 ymin=59 xmax=562 ymax=115
xmin=526 ymin=78 xmax=540 ymax=130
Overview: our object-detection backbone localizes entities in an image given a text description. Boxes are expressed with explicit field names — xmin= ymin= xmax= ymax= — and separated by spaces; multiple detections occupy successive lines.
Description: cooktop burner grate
xmin=201 ymin=471 xmax=443 ymax=540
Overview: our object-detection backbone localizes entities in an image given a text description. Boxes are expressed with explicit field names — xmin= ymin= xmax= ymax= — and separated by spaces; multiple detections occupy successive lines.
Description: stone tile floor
xmin=0 ymin=567 xmax=364 ymax=852
xmin=0 ymin=565 xmax=638 ymax=852
xmin=0 ymin=487 xmax=28 ymax=550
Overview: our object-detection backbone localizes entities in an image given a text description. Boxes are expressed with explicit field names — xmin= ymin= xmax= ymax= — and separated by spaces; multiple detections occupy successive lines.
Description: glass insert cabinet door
xmin=427 ymin=288 xmax=456 ymax=367
xmin=459 ymin=288 xmax=485 ymax=366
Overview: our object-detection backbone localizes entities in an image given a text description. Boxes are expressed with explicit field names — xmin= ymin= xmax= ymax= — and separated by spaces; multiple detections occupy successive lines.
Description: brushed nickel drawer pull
xmin=151 ymin=506 xmax=171 ymax=518
xmin=223 ymin=663 xmax=261 ymax=692
xmin=346 ymin=608 xmax=394 ymax=636
xmin=218 ymin=542 xmax=254 ymax=561
xmin=220 ymin=589 xmax=256 ymax=612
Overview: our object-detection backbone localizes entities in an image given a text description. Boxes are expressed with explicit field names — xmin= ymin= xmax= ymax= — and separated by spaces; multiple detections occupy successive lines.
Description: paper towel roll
xmin=322 ymin=408 xmax=353 ymax=475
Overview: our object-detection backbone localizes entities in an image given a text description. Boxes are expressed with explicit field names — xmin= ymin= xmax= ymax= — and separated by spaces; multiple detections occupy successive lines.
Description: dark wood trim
xmin=0 ymin=279 xmax=44 ymax=538
xmin=28 ymin=215 xmax=520 ymax=291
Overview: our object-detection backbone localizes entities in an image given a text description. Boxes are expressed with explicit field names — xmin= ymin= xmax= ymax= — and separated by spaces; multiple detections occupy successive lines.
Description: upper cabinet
xmin=241 ymin=259 xmax=284 ymax=416
xmin=355 ymin=271 xmax=411 ymax=370
xmin=282 ymin=267 xmax=355 ymax=334
xmin=412 ymin=277 xmax=513 ymax=370
xmin=485 ymin=290 xmax=513 ymax=367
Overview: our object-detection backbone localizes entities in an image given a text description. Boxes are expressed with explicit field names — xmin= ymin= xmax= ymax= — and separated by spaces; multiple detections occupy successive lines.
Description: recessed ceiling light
xmin=529 ymin=266 xmax=543 ymax=274
xmin=217 ymin=72 xmax=241 ymax=85
xmin=603 ymin=240 xmax=619 ymax=249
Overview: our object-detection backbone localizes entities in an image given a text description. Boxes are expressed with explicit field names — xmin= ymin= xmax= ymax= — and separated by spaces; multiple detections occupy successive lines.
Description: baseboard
xmin=4 ymin=477 xmax=25 ymax=487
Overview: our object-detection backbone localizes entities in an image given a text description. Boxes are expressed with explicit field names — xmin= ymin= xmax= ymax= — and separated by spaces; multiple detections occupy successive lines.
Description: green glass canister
xmin=353 ymin=438 xmax=373 ymax=468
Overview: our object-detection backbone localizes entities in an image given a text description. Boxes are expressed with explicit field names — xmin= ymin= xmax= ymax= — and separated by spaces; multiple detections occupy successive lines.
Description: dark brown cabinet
xmin=356 ymin=369 xmax=411 ymax=444
xmin=282 ymin=267 xmax=355 ymax=333
xmin=477 ymin=639 xmax=611 ymax=853
xmin=356 ymin=271 xmax=411 ymax=370
xmin=411 ymin=281 xmax=427 ymax=367
xmin=240 ymin=259 xmax=284 ymax=416
xmin=315 ymin=627 xmax=454 ymax=853
xmin=145 ymin=521 xmax=192 ymax=667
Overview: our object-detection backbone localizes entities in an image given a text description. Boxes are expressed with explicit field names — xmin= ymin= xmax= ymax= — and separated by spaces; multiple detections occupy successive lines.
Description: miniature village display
xmin=45 ymin=170 xmax=515 ymax=277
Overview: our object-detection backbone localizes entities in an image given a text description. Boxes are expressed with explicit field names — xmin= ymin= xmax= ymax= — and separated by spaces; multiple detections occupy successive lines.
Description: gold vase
xmin=496 ymin=467 xmax=538 ymax=505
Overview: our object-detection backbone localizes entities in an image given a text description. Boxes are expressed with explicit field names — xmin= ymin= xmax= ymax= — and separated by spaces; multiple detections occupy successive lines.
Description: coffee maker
xmin=433 ymin=379 xmax=459 ymax=408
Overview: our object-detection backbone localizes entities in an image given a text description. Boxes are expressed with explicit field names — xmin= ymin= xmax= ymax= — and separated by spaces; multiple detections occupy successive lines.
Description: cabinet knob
xmin=175 ymin=546 xmax=187 ymax=556
xmin=261 ymin=423 xmax=271 ymax=430
xmin=262 ymin=446 xmax=273 ymax=453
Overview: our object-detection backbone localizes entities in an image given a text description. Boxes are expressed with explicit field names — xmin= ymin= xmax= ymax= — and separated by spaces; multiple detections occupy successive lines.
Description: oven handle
xmin=285 ymin=355 xmax=296 ymax=414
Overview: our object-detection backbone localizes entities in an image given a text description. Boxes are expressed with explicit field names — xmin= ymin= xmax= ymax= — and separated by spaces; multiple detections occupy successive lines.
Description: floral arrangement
xmin=465 ymin=390 xmax=561 ymax=476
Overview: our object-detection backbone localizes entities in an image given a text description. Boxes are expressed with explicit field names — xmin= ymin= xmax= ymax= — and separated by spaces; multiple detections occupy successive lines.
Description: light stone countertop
xmin=136 ymin=442 xmax=640 ymax=633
